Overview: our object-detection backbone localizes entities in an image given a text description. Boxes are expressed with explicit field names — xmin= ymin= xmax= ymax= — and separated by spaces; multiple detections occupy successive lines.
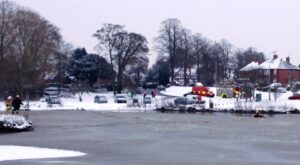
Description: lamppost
xmin=268 ymin=54 xmax=271 ymax=101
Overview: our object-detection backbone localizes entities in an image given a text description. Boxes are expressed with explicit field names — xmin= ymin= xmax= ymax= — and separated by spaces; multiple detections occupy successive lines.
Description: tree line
xmin=151 ymin=18 xmax=266 ymax=86
xmin=0 ymin=1 xmax=267 ymax=98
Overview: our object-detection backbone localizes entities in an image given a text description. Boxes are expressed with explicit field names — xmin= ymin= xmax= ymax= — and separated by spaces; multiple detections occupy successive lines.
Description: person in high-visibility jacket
xmin=5 ymin=96 xmax=13 ymax=114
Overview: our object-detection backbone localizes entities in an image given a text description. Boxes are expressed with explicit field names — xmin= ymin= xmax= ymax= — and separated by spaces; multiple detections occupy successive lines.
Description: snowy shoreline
xmin=0 ymin=86 xmax=299 ymax=115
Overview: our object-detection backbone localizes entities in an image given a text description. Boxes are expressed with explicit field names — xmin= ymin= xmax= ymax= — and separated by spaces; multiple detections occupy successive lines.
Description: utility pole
xmin=214 ymin=61 xmax=218 ymax=85
xmin=268 ymin=64 xmax=271 ymax=101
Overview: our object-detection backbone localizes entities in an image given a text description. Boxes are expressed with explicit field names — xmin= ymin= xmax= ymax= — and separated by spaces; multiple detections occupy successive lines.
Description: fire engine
xmin=191 ymin=84 xmax=215 ymax=98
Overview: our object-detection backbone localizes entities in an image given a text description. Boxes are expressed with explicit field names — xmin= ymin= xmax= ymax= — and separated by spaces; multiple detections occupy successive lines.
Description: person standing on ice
xmin=12 ymin=95 xmax=23 ymax=114
xmin=5 ymin=96 xmax=13 ymax=114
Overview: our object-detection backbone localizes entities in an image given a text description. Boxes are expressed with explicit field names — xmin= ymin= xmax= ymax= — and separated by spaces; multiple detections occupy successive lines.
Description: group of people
xmin=143 ymin=90 xmax=157 ymax=98
xmin=4 ymin=95 xmax=23 ymax=114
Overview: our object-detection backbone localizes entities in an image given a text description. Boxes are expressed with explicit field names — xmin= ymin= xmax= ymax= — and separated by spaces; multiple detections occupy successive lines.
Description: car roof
xmin=96 ymin=95 xmax=106 ymax=97
xmin=116 ymin=95 xmax=126 ymax=97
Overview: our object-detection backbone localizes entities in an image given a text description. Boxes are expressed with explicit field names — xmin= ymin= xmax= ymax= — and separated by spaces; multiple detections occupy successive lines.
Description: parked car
xmin=46 ymin=96 xmax=61 ymax=104
xmin=262 ymin=83 xmax=282 ymax=92
xmin=185 ymin=94 xmax=199 ymax=104
xmin=173 ymin=97 xmax=189 ymax=111
xmin=276 ymin=87 xmax=287 ymax=93
xmin=114 ymin=94 xmax=127 ymax=103
xmin=270 ymin=83 xmax=282 ymax=89
xmin=132 ymin=96 xmax=139 ymax=104
xmin=94 ymin=95 xmax=108 ymax=103
xmin=43 ymin=87 xmax=59 ymax=96
xmin=143 ymin=96 xmax=152 ymax=104
xmin=288 ymin=93 xmax=300 ymax=100
xmin=40 ymin=97 xmax=47 ymax=102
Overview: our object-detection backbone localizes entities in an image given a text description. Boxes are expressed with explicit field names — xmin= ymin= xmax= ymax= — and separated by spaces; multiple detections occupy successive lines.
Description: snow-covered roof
xmin=240 ymin=62 xmax=259 ymax=71
xmin=240 ymin=57 xmax=300 ymax=71
xmin=258 ymin=58 xmax=299 ymax=70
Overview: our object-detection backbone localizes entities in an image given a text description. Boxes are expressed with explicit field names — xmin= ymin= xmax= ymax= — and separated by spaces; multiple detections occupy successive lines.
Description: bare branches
xmin=155 ymin=18 xmax=183 ymax=83
xmin=0 ymin=1 xmax=62 ymax=95
xmin=94 ymin=24 xmax=149 ymax=92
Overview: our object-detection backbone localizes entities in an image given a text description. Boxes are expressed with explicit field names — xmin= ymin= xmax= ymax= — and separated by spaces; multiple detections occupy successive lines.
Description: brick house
xmin=239 ymin=55 xmax=300 ymax=86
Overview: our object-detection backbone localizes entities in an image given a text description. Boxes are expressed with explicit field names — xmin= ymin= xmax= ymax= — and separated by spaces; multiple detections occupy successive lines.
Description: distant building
xmin=239 ymin=54 xmax=300 ymax=86
xmin=174 ymin=68 xmax=197 ymax=86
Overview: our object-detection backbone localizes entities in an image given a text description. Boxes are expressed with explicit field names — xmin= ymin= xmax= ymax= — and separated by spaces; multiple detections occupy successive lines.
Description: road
xmin=1 ymin=110 xmax=300 ymax=165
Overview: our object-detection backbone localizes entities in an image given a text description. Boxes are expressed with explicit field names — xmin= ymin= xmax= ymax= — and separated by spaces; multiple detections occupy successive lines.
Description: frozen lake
xmin=1 ymin=111 xmax=300 ymax=165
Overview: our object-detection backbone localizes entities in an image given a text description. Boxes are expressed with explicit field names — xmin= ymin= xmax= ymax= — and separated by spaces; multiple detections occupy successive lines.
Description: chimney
xmin=286 ymin=56 xmax=290 ymax=63
xmin=273 ymin=54 xmax=278 ymax=60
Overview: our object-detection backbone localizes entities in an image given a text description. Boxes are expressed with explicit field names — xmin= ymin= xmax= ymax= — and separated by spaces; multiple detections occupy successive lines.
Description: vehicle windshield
xmin=174 ymin=97 xmax=188 ymax=105
xmin=49 ymin=96 xmax=59 ymax=99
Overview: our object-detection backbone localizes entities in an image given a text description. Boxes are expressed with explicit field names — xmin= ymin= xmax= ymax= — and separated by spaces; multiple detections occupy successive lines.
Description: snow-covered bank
xmin=0 ymin=115 xmax=32 ymax=132
xmin=160 ymin=86 xmax=300 ymax=113
xmin=0 ymin=146 xmax=85 ymax=162
xmin=0 ymin=92 xmax=156 ymax=112
xmin=0 ymin=86 xmax=299 ymax=114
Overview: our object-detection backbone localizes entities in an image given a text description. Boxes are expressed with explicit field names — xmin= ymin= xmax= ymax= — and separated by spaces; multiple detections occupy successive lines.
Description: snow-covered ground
xmin=0 ymin=86 xmax=298 ymax=113
xmin=0 ymin=92 xmax=159 ymax=112
xmin=0 ymin=146 xmax=85 ymax=162
xmin=161 ymin=86 xmax=300 ymax=112
xmin=210 ymin=89 xmax=300 ymax=112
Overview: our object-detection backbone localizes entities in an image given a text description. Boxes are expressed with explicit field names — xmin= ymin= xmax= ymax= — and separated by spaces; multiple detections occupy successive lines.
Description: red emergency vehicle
xmin=191 ymin=85 xmax=214 ymax=98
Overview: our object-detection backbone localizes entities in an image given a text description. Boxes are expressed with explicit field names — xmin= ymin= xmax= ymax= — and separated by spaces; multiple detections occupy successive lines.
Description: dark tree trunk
xmin=117 ymin=67 xmax=123 ymax=93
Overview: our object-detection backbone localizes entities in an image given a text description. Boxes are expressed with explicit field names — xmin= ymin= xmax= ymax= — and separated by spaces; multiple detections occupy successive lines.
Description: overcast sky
xmin=14 ymin=0 xmax=300 ymax=66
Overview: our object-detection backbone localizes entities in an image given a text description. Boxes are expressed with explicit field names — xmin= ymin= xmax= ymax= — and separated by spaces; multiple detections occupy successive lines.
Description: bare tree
xmin=128 ymin=55 xmax=149 ymax=86
xmin=178 ymin=28 xmax=194 ymax=85
xmin=218 ymin=39 xmax=233 ymax=80
xmin=113 ymin=32 xmax=149 ymax=92
xmin=93 ymin=23 xmax=125 ymax=92
xmin=155 ymin=18 xmax=182 ymax=84
xmin=192 ymin=33 xmax=205 ymax=82
xmin=13 ymin=9 xmax=61 ymax=93
xmin=0 ymin=2 xmax=62 ymax=96
xmin=0 ymin=1 xmax=18 ymax=93
xmin=93 ymin=23 xmax=125 ymax=66
xmin=209 ymin=40 xmax=233 ymax=83
xmin=0 ymin=0 xmax=17 ymax=60
xmin=55 ymin=41 xmax=73 ymax=94
xmin=198 ymin=38 xmax=214 ymax=85
xmin=234 ymin=47 xmax=265 ymax=74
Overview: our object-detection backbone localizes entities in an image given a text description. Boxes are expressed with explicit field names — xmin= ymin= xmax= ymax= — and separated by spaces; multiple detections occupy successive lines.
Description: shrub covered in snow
xmin=0 ymin=114 xmax=32 ymax=133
